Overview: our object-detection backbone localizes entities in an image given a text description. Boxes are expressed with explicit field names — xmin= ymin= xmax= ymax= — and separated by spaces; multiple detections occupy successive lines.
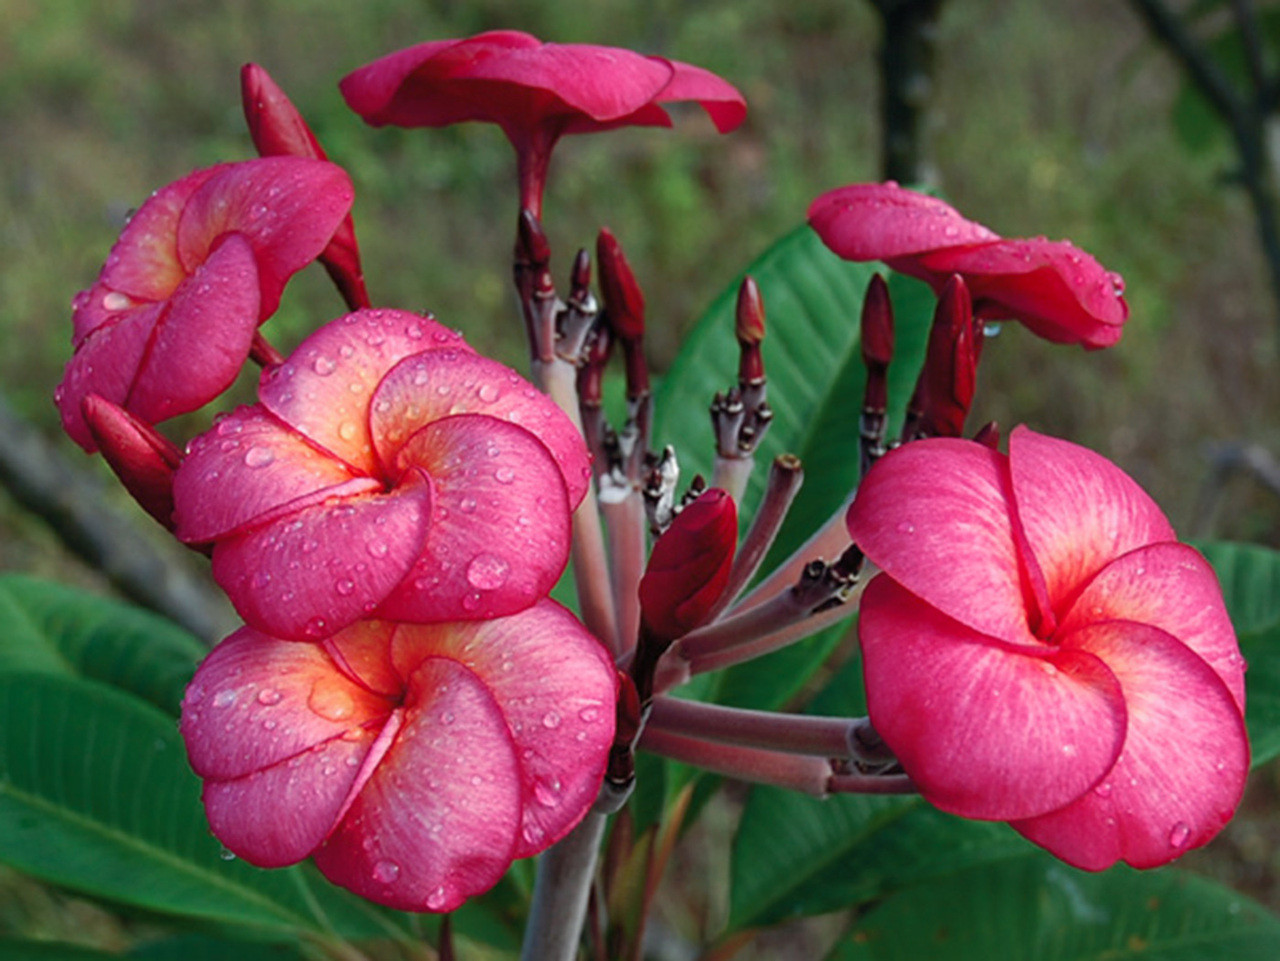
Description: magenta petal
xmin=375 ymin=415 xmax=571 ymax=622
xmin=258 ymin=308 xmax=471 ymax=474
xmin=1060 ymin=542 xmax=1245 ymax=708
xmin=859 ymin=576 xmax=1126 ymax=820
xmin=1012 ymin=620 xmax=1249 ymax=870
xmin=656 ymin=60 xmax=748 ymax=133
xmin=1007 ymin=427 xmax=1176 ymax=615
xmin=211 ymin=482 xmax=431 ymax=640
xmin=126 ymin=234 xmax=262 ymax=423
xmin=176 ymin=157 xmax=354 ymax=318
xmin=392 ymin=601 xmax=617 ymax=857
xmin=807 ymin=183 xmax=998 ymax=261
xmin=370 ymin=348 xmax=591 ymax=507
xmin=56 ymin=306 xmax=154 ymax=451
xmin=848 ymin=437 xmax=1037 ymax=647
xmin=315 ymin=657 xmax=521 ymax=912
xmin=172 ymin=405 xmax=373 ymax=543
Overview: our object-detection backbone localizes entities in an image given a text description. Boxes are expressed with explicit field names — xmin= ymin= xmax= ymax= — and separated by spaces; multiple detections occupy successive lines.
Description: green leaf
xmin=829 ymin=853 xmax=1280 ymax=960
xmin=130 ymin=936 xmax=303 ymax=961
xmin=1240 ymin=624 xmax=1280 ymax=766
xmin=1196 ymin=541 xmax=1280 ymax=637
xmin=0 ymin=672 xmax=394 ymax=942
xmin=0 ymin=941 xmax=123 ymax=961
xmin=0 ymin=576 xmax=205 ymax=715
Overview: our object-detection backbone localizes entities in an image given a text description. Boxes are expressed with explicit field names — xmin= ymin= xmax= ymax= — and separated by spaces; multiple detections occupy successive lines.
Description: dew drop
xmin=213 ymin=689 xmax=237 ymax=709
xmin=461 ymin=591 xmax=482 ymax=612
xmin=335 ymin=578 xmax=356 ymax=596
xmin=243 ymin=445 xmax=275 ymax=469
xmin=1061 ymin=743 xmax=1078 ymax=757
xmin=895 ymin=521 xmax=915 ymax=534
xmin=982 ymin=322 xmax=1003 ymax=338
xmin=103 ymin=291 xmax=131 ymax=311
xmin=1168 ymin=822 xmax=1191 ymax=848
xmin=494 ymin=466 xmax=516 ymax=484
xmin=312 ymin=356 xmax=336 ymax=376
xmin=578 ymin=706 xmax=600 ymax=723
xmin=367 ymin=540 xmax=389 ymax=558
xmin=477 ymin=383 xmax=500 ymax=403
xmin=219 ymin=846 xmax=237 ymax=861
xmin=542 ymin=711 xmax=561 ymax=729
xmin=466 ymin=553 xmax=511 ymax=590
xmin=338 ymin=422 xmax=357 ymax=441
xmin=256 ymin=688 xmax=282 ymax=706
xmin=426 ymin=885 xmax=449 ymax=910
xmin=1094 ymin=781 xmax=1113 ymax=798
xmin=534 ymin=779 xmax=561 ymax=806
xmin=372 ymin=859 xmax=401 ymax=884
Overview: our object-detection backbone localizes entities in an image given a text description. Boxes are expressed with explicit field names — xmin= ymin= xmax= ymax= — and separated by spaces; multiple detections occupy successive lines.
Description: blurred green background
xmin=3 ymin=0 xmax=1280 ymax=953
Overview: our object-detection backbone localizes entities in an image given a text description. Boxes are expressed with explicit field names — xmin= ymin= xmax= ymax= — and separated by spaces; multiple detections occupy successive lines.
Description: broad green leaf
xmin=829 ymin=852 xmax=1280 ymax=960
xmin=1196 ymin=541 xmax=1280 ymax=637
xmin=130 ymin=936 xmax=302 ymax=960
xmin=1240 ymin=624 xmax=1280 ymax=766
xmin=0 ymin=575 xmax=205 ymax=715
xmin=0 ymin=941 xmax=123 ymax=961
xmin=0 ymin=672 xmax=396 ymax=942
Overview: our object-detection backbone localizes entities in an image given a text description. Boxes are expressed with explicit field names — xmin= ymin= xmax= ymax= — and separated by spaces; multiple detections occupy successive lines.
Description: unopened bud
xmin=597 ymin=227 xmax=646 ymax=343
xmin=638 ymin=487 xmax=737 ymax=642
xmin=735 ymin=276 xmax=766 ymax=385
xmin=918 ymin=275 xmax=976 ymax=439
xmin=241 ymin=63 xmax=325 ymax=160
xmin=860 ymin=273 xmax=895 ymax=372
xmin=82 ymin=394 xmax=182 ymax=531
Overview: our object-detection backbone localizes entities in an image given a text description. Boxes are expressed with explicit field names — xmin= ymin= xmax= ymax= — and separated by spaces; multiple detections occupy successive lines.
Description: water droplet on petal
xmin=461 ymin=591 xmax=482 ymax=612
xmin=256 ymin=688 xmax=282 ymax=706
xmin=466 ymin=553 xmax=511 ymax=590
xmin=1093 ymin=781 xmax=1113 ymax=798
xmin=542 ymin=711 xmax=561 ymax=729
xmin=213 ymin=689 xmax=237 ymax=709
xmin=372 ymin=859 xmax=401 ymax=884
xmin=219 ymin=846 xmax=237 ymax=861
xmin=1169 ymin=822 xmax=1191 ymax=848
xmin=477 ymin=383 xmax=500 ymax=403
xmin=244 ymin=445 xmax=275 ymax=469
xmin=312 ymin=356 xmax=336 ymax=376
xmin=578 ymin=706 xmax=600 ymax=723
xmin=895 ymin=521 xmax=915 ymax=534
xmin=426 ymin=885 xmax=449 ymax=910
xmin=494 ymin=467 xmax=515 ymax=484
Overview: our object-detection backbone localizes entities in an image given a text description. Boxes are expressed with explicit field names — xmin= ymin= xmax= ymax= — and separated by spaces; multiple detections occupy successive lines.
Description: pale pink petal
xmin=859 ymin=575 xmax=1126 ymax=821
xmin=1008 ymin=427 xmax=1176 ymax=618
xmin=807 ymin=184 xmax=998 ymax=261
xmin=172 ymin=404 xmax=372 ymax=544
xmin=1012 ymin=620 xmax=1249 ymax=870
xmin=126 ymin=234 xmax=262 ymax=423
xmin=375 ymin=415 xmax=571 ymax=622
xmin=370 ymin=348 xmax=591 ymax=506
xmin=1060 ymin=542 xmax=1245 ymax=708
xmin=175 ymin=157 xmax=354 ymax=318
xmin=211 ymin=481 xmax=432 ymax=640
xmin=848 ymin=437 xmax=1039 ymax=648
xmin=315 ymin=657 xmax=522 ymax=912
xmin=257 ymin=308 xmax=471 ymax=475
xmin=391 ymin=601 xmax=617 ymax=857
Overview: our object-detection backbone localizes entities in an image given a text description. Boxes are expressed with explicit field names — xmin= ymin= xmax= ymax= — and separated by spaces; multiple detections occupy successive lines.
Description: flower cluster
xmin=58 ymin=24 xmax=1248 ymax=928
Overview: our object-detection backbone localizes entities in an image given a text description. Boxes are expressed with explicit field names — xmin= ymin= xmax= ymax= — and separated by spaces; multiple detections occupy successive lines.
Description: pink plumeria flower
xmin=339 ymin=30 xmax=746 ymax=216
xmin=172 ymin=308 xmax=591 ymax=641
xmin=180 ymin=600 xmax=617 ymax=912
xmin=57 ymin=158 xmax=355 ymax=451
xmin=847 ymin=426 xmax=1248 ymax=870
xmin=808 ymin=182 xmax=1129 ymax=348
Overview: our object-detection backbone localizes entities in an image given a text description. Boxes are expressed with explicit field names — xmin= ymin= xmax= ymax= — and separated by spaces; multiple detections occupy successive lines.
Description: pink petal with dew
xmin=72 ymin=167 xmax=221 ymax=341
xmin=369 ymin=347 xmax=590 ymax=506
xmin=173 ymin=406 xmax=373 ymax=544
xmin=125 ymin=235 xmax=262 ymax=423
xmin=847 ymin=437 xmax=1038 ymax=648
xmin=1059 ymin=542 xmax=1245 ymax=708
xmin=917 ymin=238 xmax=1127 ymax=348
xmin=392 ymin=601 xmax=617 ymax=858
xmin=654 ymin=60 xmax=748 ymax=134
xmin=258 ymin=309 xmax=471 ymax=474
xmin=181 ymin=626 xmax=395 ymax=780
xmin=375 ymin=415 xmax=571 ymax=622
xmin=315 ymin=657 xmax=522 ymax=912
xmin=211 ymin=478 xmax=432 ymax=641
xmin=56 ymin=306 xmax=154 ymax=451
xmin=1011 ymin=620 xmax=1249 ymax=870
xmin=859 ymin=575 xmax=1126 ymax=821
xmin=326 ymin=619 xmax=403 ymax=699
xmin=175 ymin=157 xmax=354 ymax=318
xmin=807 ymin=183 xmax=998 ymax=262
xmin=1008 ymin=427 xmax=1176 ymax=617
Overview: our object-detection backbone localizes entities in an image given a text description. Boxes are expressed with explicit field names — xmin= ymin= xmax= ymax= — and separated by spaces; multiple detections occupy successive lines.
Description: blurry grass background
xmin=3 ymin=0 xmax=1280 ymax=954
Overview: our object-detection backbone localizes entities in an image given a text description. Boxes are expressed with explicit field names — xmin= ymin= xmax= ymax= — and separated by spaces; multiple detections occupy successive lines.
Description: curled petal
xmin=369 ymin=348 xmax=590 ymax=506
xmin=391 ymin=601 xmax=617 ymax=857
xmin=1008 ymin=427 xmax=1176 ymax=617
xmin=375 ymin=415 xmax=571 ymax=622
xmin=807 ymin=184 xmax=998 ymax=261
xmin=211 ymin=480 xmax=432 ymax=640
xmin=859 ymin=576 xmax=1126 ymax=821
xmin=1012 ymin=620 xmax=1249 ymax=870
xmin=314 ymin=657 xmax=522 ymax=913
xmin=654 ymin=59 xmax=748 ymax=134
xmin=258 ymin=308 xmax=471 ymax=474
xmin=848 ymin=437 xmax=1038 ymax=648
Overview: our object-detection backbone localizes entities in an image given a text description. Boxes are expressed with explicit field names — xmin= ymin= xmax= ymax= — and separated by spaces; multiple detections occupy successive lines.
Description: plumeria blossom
xmin=171 ymin=307 xmax=591 ymax=641
xmin=180 ymin=600 xmax=618 ymax=912
xmin=57 ymin=158 xmax=355 ymax=451
xmin=848 ymin=426 xmax=1248 ymax=870
xmin=339 ymin=30 xmax=746 ymax=215
xmin=639 ymin=488 xmax=737 ymax=642
xmin=808 ymin=182 xmax=1129 ymax=348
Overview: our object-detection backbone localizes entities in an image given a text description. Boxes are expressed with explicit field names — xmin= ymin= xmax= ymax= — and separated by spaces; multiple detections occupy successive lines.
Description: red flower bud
xmin=918 ymin=275 xmax=977 ymax=439
xmin=735 ymin=276 xmax=766 ymax=385
xmin=638 ymin=488 xmax=737 ymax=641
xmin=597 ymin=227 xmax=646 ymax=343
xmin=81 ymin=394 xmax=182 ymax=530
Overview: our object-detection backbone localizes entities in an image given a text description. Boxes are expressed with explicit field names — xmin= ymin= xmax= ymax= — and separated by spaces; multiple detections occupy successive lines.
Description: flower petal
xmin=1008 ymin=427 xmax=1176 ymax=618
xmin=1012 ymin=620 xmax=1248 ymax=870
xmin=391 ymin=601 xmax=617 ymax=858
xmin=1060 ymin=542 xmax=1245 ymax=708
xmin=172 ymin=404 xmax=372 ymax=543
xmin=314 ymin=656 xmax=522 ymax=912
xmin=257 ymin=308 xmax=471 ymax=474
xmin=370 ymin=347 xmax=590 ymax=506
xmin=211 ymin=481 xmax=432 ymax=640
xmin=859 ymin=575 xmax=1126 ymax=820
xmin=847 ymin=437 xmax=1037 ymax=647
xmin=807 ymin=183 xmax=998 ymax=261
xmin=375 ymin=415 xmax=571 ymax=622
xmin=654 ymin=60 xmax=748 ymax=134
